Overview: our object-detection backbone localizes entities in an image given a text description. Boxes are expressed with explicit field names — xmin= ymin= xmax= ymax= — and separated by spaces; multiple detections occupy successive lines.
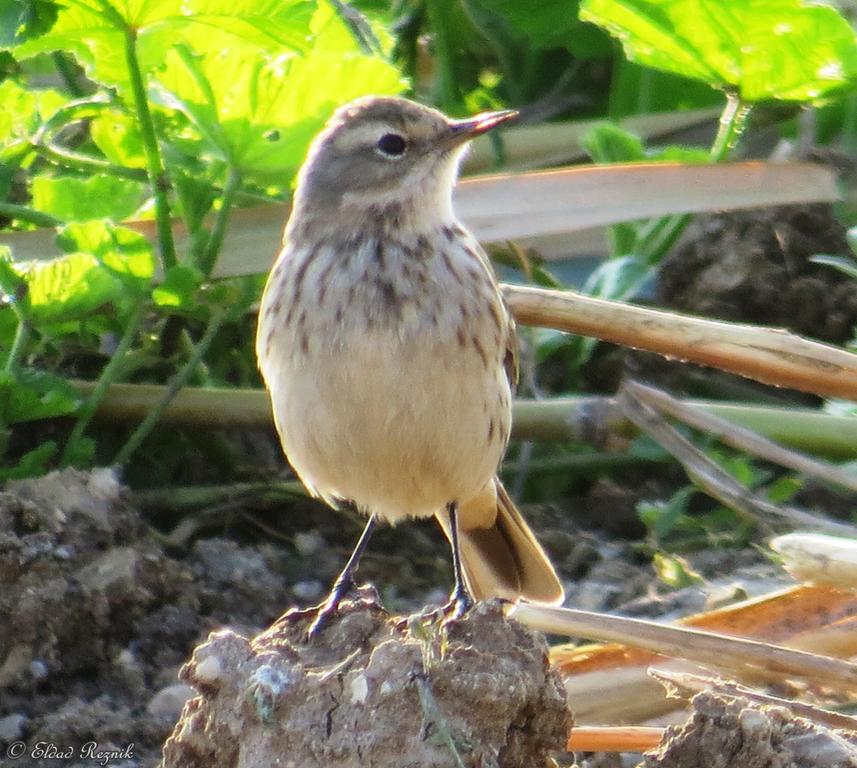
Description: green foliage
xmin=0 ymin=0 xmax=404 ymax=478
xmin=32 ymin=175 xmax=145 ymax=222
xmin=581 ymin=0 xmax=857 ymax=102
xmin=0 ymin=0 xmax=854 ymax=506
xmin=0 ymin=368 xmax=78 ymax=424
xmin=652 ymin=551 xmax=703 ymax=589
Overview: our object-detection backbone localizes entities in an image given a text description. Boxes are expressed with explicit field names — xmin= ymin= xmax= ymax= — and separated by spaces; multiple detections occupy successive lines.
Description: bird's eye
xmin=376 ymin=133 xmax=407 ymax=157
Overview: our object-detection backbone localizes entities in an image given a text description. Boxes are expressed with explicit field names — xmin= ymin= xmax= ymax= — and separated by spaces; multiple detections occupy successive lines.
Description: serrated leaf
xmin=581 ymin=0 xmax=857 ymax=103
xmin=150 ymin=3 xmax=403 ymax=180
xmin=6 ymin=0 xmax=316 ymax=92
xmin=0 ymin=0 xmax=60 ymax=46
xmin=31 ymin=174 xmax=146 ymax=222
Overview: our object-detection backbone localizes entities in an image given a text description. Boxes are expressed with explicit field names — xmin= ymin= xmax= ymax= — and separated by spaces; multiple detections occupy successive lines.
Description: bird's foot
xmin=274 ymin=576 xmax=356 ymax=640
xmin=441 ymin=585 xmax=474 ymax=621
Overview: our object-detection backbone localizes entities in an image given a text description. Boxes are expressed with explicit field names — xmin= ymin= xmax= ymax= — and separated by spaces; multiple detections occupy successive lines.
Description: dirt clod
xmin=642 ymin=691 xmax=857 ymax=768
xmin=161 ymin=593 xmax=572 ymax=768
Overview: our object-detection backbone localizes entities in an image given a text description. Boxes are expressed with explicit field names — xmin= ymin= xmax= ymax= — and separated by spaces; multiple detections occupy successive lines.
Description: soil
xmin=659 ymin=204 xmax=857 ymax=344
xmin=162 ymin=595 xmax=570 ymax=768
xmin=642 ymin=690 xmax=857 ymax=768
xmin=581 ymin=203 xmax=857 ymax=402
xmin=0 ymin=468 xmax=795 ymax=768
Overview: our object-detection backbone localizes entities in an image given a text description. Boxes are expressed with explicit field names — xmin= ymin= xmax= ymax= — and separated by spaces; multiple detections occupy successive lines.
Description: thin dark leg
xmin=447 ymin=501 xmax=473 ymax=617
xmin=307 ymin=513 xmax=377 ymax=637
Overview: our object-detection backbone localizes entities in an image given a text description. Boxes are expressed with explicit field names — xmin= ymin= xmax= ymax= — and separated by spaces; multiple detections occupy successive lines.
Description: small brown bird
xmin=257 ymin=96 xmax=563 ymax=630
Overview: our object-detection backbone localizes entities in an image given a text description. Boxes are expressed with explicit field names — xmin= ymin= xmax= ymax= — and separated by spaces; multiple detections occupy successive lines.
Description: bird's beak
xmin=442 ymin=109 xmax=518 ymax=149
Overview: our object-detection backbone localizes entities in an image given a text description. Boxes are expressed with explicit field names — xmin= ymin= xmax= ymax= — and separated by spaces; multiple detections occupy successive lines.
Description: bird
xmin=256 ymin=95 xmax=563 ymax=633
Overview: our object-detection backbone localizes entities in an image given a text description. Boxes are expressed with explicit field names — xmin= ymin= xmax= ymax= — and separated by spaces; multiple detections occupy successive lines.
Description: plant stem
xmin=113 ymin=310 xmax=226 ymax=466
xmin=33 ymin=142 xmax=148 ymax=182
xmin=51 ymin=52 xmax=85 ymax=97
xmin=4 ymin=317 xmax=30 ymax=373
xmin=329 ymin=0 xmax=381 ymax=55
xmin=123 ymin=25 xmax=177 ymax=270
xmin=640 ymin=93 xmax=752 ymax=264
xmin=199 ymin=166 xmax=241 ymax=277
xmin=71 ymin=380 xmax=857 ymax=459
xmin=0 ymin=203 xmax=62 ymax=228
xmin=710 ymin=92 xmax=752 ymax=163
xmin=60 ymin=299 xmax=146 ymax=466
xmin=425 ymin=0 xmax=463 ymax=112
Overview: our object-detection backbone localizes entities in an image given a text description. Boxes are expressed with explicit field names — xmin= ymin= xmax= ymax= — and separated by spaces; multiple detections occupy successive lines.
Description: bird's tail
xmin=436 ymin=477 xmax=564 ymax=604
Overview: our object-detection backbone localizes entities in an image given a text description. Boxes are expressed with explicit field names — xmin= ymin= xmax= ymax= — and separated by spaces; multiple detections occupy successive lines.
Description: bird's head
xmin=291 ymin=96 xmax=517 ymax=231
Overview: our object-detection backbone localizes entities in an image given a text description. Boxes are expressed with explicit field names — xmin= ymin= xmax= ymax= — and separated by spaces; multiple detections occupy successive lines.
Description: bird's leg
xmin=305 ymin=513 xmax=377 ymax=638
xmin=443 ymin=501 xmax=474 ymax=619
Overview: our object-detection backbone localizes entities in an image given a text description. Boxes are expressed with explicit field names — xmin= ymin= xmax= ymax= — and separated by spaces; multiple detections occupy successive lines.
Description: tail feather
xmin=437 ymin=478 xmax=564 ymax=604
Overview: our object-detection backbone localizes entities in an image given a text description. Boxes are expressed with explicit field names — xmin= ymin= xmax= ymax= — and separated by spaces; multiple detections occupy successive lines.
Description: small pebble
xmin=292 ymin=580 xmax=323 ymax=601
xmin=350 ymin=673 xmax=368 ymax=705
xmin=0 ymin=713 xmax=27 ymax=742
xmin=195 ymin=655 xmax=223 ymax=683
xmin=54 ymin=544 xmax=75 ymax=560
xmin=147 ymin=684 xmax=196 ymax=720
xmin=29 ymin=660 xmax=49 ymax=681
xmin=293 ymin=531 xmax=325 ymax=557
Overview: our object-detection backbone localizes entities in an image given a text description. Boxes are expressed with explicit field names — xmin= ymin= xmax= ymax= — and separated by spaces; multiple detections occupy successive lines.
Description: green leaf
xmin=153 ymin=264 xmax=203 ymax=308
xmin=6 ymin=0 xmax=317 ymax=92
xmin=0 ymin=249 xmax=29 ymax=316
xmin=638 ymin=486 xmax=696 ymax=539
xmin=15 ymin=252 xmax=118 ymax=323
xmin=0 ymin=368 xmax=79 ymax=424
xmin=0 ymin=79 xmax=67 ymax=150
xmin=0 ymin=440 xmax=58 ymax=481
xmin=583 ymin=255 xmax=652 ymax=300
xmin=765 ymin=475 xmax=803 ymax=504
xmin=653 ymin=551 xmax=704 ymax=588
xmin=581 ymin=0 xmax=857 ymax=103
xmin=0 ymin=0 xmax=60 ymax=46
xmin=150 ymin=3 xmax=403 ymax=181
xmin=57 ymin=220 xmax=155 ymax=285
xmin=582 ymin=122 xmax=645 ymax=163
xmin=31 ymin=174 xmax=146 ymax=222
xmin=89 ymin=111 xmax=147 ymax=169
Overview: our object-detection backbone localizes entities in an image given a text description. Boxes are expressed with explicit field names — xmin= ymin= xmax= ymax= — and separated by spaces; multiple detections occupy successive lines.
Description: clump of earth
xmin=0 ymin=469 xmax=792 ymax=766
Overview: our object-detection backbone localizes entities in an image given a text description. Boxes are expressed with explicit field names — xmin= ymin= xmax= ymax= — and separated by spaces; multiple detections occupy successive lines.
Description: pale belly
xmin=263 ymin=328 xmax=510 ymax=523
